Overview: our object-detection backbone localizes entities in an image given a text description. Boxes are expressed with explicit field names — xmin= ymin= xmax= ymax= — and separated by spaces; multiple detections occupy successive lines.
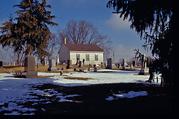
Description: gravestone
xmin=48 ymin=58 xmax=57 ymax=71
xmin=139 ymin=61 xmax=149 ymax=75
xmin=66 ymin=60 xmax=72 ymax=69
xmin=130 ymin=64 xmax=134 ymax=70
xmin=132 ymin=60 xmax=136 ymax=67
xmin=117 ymin=63 xmax=120 ymax=68
xmin=79 ymin=61 xmax=82 ymax=67
xmin=93 ymin=64 xmax=97 ymax=72
xmin=60 ymin=68 xmax=63 ymax=76
xmin=24 ymin=56 xmax=37 ymax=78
xmin=56 ymin=57 xmax=59 ymax=65
xmin=101 ymin=62 xmax=104 ymax=69
xmin=88 ymin=64 xmax=92 ymax=71
xmin=0 ymin=61 xmax=3 ymax=67
xmin=106 ymin=58 xmax=112 ymax=69
xmin=82 ymin=59 xmax=85 ymax=65
xmin=76 ymin=58 xmax=79 ymax=65
xmin=139 ymin=55 xmax=149 ymax=75
xmin=122 ymin=59 xmax=126 ymax=70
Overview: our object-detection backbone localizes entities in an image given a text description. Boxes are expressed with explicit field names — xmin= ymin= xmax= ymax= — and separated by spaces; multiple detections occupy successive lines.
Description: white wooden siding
xmin=70 ymin=51 xmax=104 ymax=65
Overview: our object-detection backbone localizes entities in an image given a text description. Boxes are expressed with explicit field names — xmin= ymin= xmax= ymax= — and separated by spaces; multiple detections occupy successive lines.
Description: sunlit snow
xmin=0 ymin=69 xmax=160 ymax=115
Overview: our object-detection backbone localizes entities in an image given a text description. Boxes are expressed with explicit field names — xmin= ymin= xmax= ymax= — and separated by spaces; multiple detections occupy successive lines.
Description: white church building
xmin=59 ymin=40 xmax=104 ymax=65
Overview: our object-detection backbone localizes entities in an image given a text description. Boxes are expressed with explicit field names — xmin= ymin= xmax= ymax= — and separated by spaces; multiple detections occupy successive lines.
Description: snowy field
xmin=0 ymin=69 xmax=161 ymax=115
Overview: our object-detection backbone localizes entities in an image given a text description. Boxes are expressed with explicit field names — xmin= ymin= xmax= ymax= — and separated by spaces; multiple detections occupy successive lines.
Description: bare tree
xmin=48 ymin=33 xmax=60 ymax=57
xmin=59 ymin=20 xmax=111 ymax=59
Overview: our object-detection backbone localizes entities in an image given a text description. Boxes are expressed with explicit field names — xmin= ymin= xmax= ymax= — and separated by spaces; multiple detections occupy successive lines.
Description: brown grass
xmin=0 ymin=65 xmax=68 ymax=73
xmin=0 ymin=64 xmax=93 ymax=73
xmin=0 ymin=66 xmax=24 ymax=73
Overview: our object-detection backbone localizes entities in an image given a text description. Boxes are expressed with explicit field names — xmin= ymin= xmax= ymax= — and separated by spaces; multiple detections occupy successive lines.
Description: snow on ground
xmin=0 ymin=73 xmax=79 ymax=115
xmin=106 ymin=91 xmax=148 ymax=101
xmin=49 ymin=69 xmax=150 ymax=86
xmin=0 ymin=69 xmax=160 ymax=115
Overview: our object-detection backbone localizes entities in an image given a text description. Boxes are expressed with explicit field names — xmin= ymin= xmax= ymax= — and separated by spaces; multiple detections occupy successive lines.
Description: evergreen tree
xmin=0 ymin=0 xmax=57 ymax=60
xmin=107 ymin=0 xmax=176 ymax=89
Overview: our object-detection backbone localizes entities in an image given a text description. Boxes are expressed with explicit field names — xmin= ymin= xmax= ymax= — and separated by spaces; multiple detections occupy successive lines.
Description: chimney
xmin=64 ymin=37 xmax=67 ymax=45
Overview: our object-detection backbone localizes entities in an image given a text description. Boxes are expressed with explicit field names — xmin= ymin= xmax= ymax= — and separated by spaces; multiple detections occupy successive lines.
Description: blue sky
xmin=0 ymin=0 xmax=151 ymax=62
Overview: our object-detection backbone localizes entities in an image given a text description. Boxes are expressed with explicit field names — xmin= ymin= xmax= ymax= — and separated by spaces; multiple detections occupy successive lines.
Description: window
xmin=86 ymin=54 xmax=90 ymax=61
xmin=95 ymin=54 xmax=98 ymax=61
xmin=76 ymin=54 xmax=80 ymax=61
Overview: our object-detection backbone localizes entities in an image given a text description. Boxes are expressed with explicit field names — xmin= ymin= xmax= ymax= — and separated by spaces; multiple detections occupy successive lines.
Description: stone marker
xmin=24 ymin=56 xmax=37 ymax=78
xmin=93 ymin=64 xmax=97 ymax=72
xmin=82 ymin=59 xmax=85 ymax=65
xmin=0 ymin=61 xmax=3 ymax=67
xmin=66 ymin=60 xmax=72 ymax=69
xmin=106 ymin=58 xmax=112 ymax=69
xmin=117 ymin=63 xmax=120 ymax=69
xmin=88 ymin=64 xmax=92 ymax=71
xmin=101 ymin=62 xmax=104 ymax=69
xmin=122 ymin=58 xmax=126 ymax=70
xmin=139 ymin=55 xmax=149 ymax=75
xmin=132 ymin=60 xmax=136 ymax=67
xmin=48 ymin=58 xmax=57 ymax=71
xmin=79 ymin=61 xmax=82 ymax=67
xmin=60 ymin=68 xmax=63 ymax=76
xmin=76 ymin=58 xmax=79 ymax=65
xmin=130 ymin=64 xmax=134 ymax=70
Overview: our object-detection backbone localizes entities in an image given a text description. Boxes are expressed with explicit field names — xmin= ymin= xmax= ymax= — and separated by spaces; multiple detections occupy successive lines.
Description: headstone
xmin=79 ymin=61 xmax=82 ymax=67
xmin=139 ymin=55 xmax=149 ymax=75
xmin=93 ymin=64 xmax=97 ymax=72
xmin=122 ymin=59 xmax=126 ymax=70
xmin=24 ymin=56 xmax=37 ymax=78
xmin=88 ymin=64 xmax=92 ymax=71
xmin=130 ymin=64 xmax=134 ymax=70
xmin=48 ymin=58 xmax=57 ymax=71
xmin=106 ymin=58 xmax=112 ymax=69
xmin=76 ymin=58 xmax=79 ymax=65
xmin=132 ymin=60 xmax=136 ymax=67
xmin=60 ymin=71 xmax=63 ymax=76
xmin=66 ymin=60 xmax=72 ymax=69
xmin=79 ymin=69 xmax=84 ymax=72
xmin=56 ymin=56 xmax=59 ymax=65
xmin=117 ymin=63 xmax=120 ymax=68
xmin=101 ymin=62 xmax=104 ymax=69
xmin=60 ymin=68 xmax=63 ymax=76
xmin=82 ymin=59 xmax=85 ymax=65
xmin=0 ymin=61 xmax=3 ymax=67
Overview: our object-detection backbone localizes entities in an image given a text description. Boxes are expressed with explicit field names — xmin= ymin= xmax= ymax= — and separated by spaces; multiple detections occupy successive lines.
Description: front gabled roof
xmin=65 ymin=43 xmax=103 ymax=52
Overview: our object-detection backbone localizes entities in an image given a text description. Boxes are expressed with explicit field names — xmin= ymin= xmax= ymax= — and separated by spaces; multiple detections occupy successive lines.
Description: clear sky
xmin=0 ymin=0 xmax=151 ymax=62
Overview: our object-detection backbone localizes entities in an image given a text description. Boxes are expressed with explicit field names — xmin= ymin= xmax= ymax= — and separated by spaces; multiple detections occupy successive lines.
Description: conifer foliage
xmin=107 ymin=0 xmax=176 ymax=88
xmin=0 ymin=0 xmax=57 ymax=59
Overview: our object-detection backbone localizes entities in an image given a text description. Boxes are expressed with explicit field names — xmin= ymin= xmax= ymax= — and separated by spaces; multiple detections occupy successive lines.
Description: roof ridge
xmin=64 ymin=43 xmax=103 ymax=52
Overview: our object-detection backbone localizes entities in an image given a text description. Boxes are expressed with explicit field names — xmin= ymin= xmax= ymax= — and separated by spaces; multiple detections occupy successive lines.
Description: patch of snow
xmin=106 ymin=96 xmax=114 ymax=101
xmin=41 ymin=108 xmax=46 ymax=112
xmin=20 ymin=107 xmax=36 ymax=112
xmin=22 ymin=113 xmax=34 ymax=115
xmin=4 ymin=111 xmax=21 ymax=115
xmin=58 ymin=98 xmax=74 ymax=102
xmin=0 ymin=69 xmax=158 ymax=114
xmin=114 ymin=91 xmax=148 ymax=98
xmin=57 ymin=94 xmax=80 ymax=103
xmin=1 ymin=102 xmax=36 ymax=114
xmin=32 ymin=103 xmax=38 ymax=105
xmin=52 ymin=70 xmax=150 ymax=86
xmin=42 ymin=101 xmax=51 ymax=104
xmin=106 ymin=91 xmax=148 ymax=101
